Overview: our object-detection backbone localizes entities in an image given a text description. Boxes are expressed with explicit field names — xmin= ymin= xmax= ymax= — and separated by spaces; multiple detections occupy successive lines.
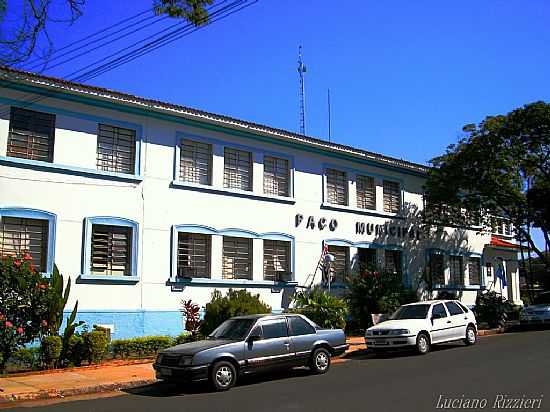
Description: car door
xmin=244 ymin=318 xmax=292 ymax=371
xmin=287 ymin=316 xmax=317 ymax=366
xmin=444 ymin=301 xmax=467 ymax=340
xmin=429 ymin=303 xmax=452 ymax=343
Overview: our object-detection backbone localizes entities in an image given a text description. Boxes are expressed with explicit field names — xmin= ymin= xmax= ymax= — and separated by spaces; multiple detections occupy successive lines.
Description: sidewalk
xmin=0 ymin=338 xmax=367 ymax=403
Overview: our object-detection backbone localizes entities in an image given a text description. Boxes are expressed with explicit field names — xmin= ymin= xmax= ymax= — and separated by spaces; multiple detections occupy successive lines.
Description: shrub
xmin=474 ymin=291 xmax=511 ymax=328
xmin=173 ymin=332 xmax=199 ymax=346
xmin=200 ymin=289 xmax=271 ymax=336
xmin=0 ymin=255 xmax=52 ymax=371
xmin=181 ymin=299 xmax=202 ymax=339
xmin=41 ymin=335 xmax=62 ymax=368
xmin=111 ymin=336 xmax=174 ymax=359
xmin=346 ymin=269 xmax=418 ymax=331
xmin=292 ymin=287 xmax=348 ymax=329
xmin=11 ymin=347 xmax=41 ymax=370
xmin=66 ymin=334 xmax=86 ymax=366
xmin=83 ymin=329 xmax=108 ymax=364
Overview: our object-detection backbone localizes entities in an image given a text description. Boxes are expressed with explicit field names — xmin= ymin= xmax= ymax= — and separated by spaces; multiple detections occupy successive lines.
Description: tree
xmin=0 ymin=0 xmax=213 ymax=66
xmin=424 ymin=101 xmax=550 ymax=286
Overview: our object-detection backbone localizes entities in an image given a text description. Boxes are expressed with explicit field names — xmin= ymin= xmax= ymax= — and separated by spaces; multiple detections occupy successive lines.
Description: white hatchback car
xmin=520 ymin=292 xmax=550 ymax=326
xmin=365 ymin=300 xmax=477 ymax=355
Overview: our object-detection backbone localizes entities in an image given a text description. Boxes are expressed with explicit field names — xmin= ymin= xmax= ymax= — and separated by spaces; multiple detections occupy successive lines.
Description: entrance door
xmin=358 ymin=248 xmax=377 ymax=272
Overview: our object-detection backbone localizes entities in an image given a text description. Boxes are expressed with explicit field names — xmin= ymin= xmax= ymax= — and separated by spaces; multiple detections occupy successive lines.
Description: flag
xmin=496 ymin=263 xmax=507 ymax=288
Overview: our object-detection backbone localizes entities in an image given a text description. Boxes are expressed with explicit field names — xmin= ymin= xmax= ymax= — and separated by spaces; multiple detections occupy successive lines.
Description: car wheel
xmin=210 ymin=361 xmax=237 ymax=391
xmin=310 ymin=347 xmax=331 ymax=374
xmin=464 ymin=325 xmax=477 ymax=346
xmin=416 ymin=333 xmax=430 ymax=355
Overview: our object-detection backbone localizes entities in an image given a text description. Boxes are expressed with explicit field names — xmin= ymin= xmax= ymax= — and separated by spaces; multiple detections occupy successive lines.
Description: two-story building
xmin=0 ymin=66 xmax=521 ymax=339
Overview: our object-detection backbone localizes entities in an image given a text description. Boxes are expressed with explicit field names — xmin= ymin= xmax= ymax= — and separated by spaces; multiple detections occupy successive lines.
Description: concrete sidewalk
xmin=0 ymin=338 xmax=366 ymax=404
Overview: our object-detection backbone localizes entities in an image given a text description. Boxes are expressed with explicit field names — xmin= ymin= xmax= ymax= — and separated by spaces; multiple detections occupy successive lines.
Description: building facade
xmin=0 ymin=67 xmax=521 ymax=339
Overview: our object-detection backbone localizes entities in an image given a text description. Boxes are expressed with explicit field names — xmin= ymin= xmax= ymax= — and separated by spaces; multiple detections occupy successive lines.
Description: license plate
xmin=160 ymin=367 xmax=172 ymax=376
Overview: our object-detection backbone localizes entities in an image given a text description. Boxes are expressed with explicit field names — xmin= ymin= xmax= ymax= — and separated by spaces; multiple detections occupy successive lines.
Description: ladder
xmin=302 ymin=243 xmax=328 ymax=290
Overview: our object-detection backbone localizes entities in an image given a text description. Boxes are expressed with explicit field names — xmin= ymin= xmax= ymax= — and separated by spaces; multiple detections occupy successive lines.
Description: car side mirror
xmin=247 ymin=333 xmax=261 ymax=342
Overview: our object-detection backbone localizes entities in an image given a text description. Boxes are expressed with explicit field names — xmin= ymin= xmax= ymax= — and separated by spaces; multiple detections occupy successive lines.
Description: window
xmin=326 ymin=168 xmax=347 ymax=206
xmin=179 ymin=139 xmax=212 ymax=185
xmin=358 ymin=248 xmax=377 ymax=271
xmin=222 ymin=236 xmax=252 ymax=280
xmin=260 ymin=319 xmax=288 ymax=339
xmin=356 ymin=175 xmax=376 ymax=210
xmin=288 ymin=316 xmax=315 ymax=336
xmin=385 ymin=250 xmax=402 ymax=275
xmin=263 ymin=240 xmax=291 ymax=282
xmin=177 ymin=233 xmax=211 ymax=278
xmin=457 ymin=302 xmax=470 ymax=313
xmin=7 ymin=107 xmax=55 ymax=162
xmin=224 ymin=148 xmax=252 ymax=191
xmin=468 ymin=257 xmax=481 ymax=286
xmin=328 ymin=245 xmax=349 ymax=283
xmin=429 ymin=253 xmax=445 ymax=285
xmin=486 ymin=263 xmax=493 ymax=278
xmin=449 ymin=255 xmax=463 ymax=286
xmin=504 ymin=223 xmax=512 ymax=236
xmin=90 ymin=225 xmax=133 ymax=276
xmin=445 ymin=301 xmax=464 ymax=316
xmin=383 ymin=180 xmax=401 ymax=213
xmin=96 ymin=124 xmax=136 ymax=174
xmin=263 ymin=156 xmax=290 ymax=197
xmin=0 ymin=217 xmax=49 ymax=272
xmin=432 ymin=303 xmax=447 ymax=318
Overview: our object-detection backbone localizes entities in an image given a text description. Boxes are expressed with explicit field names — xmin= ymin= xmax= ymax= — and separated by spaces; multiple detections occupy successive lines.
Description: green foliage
xmin=83 ymin=329 xmax=109 ymax=364
xmin=66 ymin=334 xmax=86 ymax=367
xmin=173 ymin=332 xmax=201 ymax=345
xmin=346 ymin=268 xmax=418 ymax=331
xmin=291 ymin=287 xmax=348 ymax=329
xmin=474 ymin=291 xmax=511 ymax=328
xmin=43 ymin=265 xmax=71 ymax=336
xmin=111 ymin=335 xmax=174 ymax=359
xmin=11 ymin=347 xmax=41 ymax=370
xmin=0 ymin=255 xmax=51 ymax=371
xmin=59 ymin=302 xmax=85 ymax=366
xmin=41 ymin=335 xmax=62 ymax=369
xmin=155 ymin=0 xmax=213 ymax=25
xmin=181 ymin=299 xmax=202 ymax=338
xmin=200 ymin=289 xmax=271 ymax=336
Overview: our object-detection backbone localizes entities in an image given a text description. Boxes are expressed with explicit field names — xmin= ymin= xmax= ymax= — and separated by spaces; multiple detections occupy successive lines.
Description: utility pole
xmin=327 ymin=88 xmax=332 ymax=142
xmin=297 ymin=46 xmax=307 ymax=135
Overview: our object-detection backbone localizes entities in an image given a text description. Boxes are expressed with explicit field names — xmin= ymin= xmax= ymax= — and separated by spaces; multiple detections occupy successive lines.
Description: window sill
xmin=77 ymin=274 xmax=140 ymax=284
xmin=0 ymin=156 xmax=143 ymax=183
xmin=321 ymin=202 xmax=403 ymax=219
xmin=433 ymin=284 xmax=484 ymax=291
xmin=169 ymin=277 xmax=298 ymax=289
xmin=170 ymin=180 xmax=296 ymax=204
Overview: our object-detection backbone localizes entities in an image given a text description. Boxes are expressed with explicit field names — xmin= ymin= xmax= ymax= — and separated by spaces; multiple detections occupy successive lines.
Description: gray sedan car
xmin=153 ymin=314 xmax=348 ymax=390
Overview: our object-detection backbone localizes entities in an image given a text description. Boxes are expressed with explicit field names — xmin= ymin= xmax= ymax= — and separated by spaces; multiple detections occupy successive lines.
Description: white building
xmin=0 ymin=67 xmax=521 ymax=339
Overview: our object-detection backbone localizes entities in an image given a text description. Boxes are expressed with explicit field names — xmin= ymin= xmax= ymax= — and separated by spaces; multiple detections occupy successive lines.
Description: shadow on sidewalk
xmin=123 ymin=368 xmax=314 ymax=397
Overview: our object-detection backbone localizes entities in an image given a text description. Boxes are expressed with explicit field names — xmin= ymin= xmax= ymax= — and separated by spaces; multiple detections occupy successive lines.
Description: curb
xmin=0 ymin=379 xmax=157 ymax=403
xmin=478 ymin=328 xmax=504 ymax=336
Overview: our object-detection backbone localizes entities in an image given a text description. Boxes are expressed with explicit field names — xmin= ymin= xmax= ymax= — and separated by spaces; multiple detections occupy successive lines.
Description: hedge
xmin=111 ymin=335 xmax=174 ymax=359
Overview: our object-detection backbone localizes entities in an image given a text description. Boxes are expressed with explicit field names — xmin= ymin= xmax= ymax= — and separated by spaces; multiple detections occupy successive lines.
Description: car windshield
xmin=208 ymin=318 xmax=256 ymax=340
xmin=391 ymin=304 xmax=430 ymax=320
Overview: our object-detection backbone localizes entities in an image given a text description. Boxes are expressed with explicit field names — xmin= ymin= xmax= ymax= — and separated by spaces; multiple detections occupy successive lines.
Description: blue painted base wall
xmin=62 ymin=310 xmax=184 ymax=340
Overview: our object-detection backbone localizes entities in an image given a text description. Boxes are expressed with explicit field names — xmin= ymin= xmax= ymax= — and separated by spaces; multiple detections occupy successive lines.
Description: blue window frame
xmin=0 ymin=207 xmax=57 ymax=275
xmin=82 ymin=217 xmax=139 ymax=282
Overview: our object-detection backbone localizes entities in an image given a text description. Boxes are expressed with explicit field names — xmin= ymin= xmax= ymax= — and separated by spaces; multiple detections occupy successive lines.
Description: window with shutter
xmin=0 ymin=217 xmax=48 ymax=272
xmin=356 ymin=175 xmax=376 ymax=210
xmin=222 ymin=236 xmax=252 ymax=280
xmin=180 ymin=139 xmax=212 ymax=185
xmin=263 ymin=240 xmax=291 ymax=281
xmin=449 ymin=255 xmax=463 ymax=285
xmin=7 ymin=107 xmax=55 ymax=162
xmin=429 ymin=253 xmax=445 ymax=285
xmin=326 ymin=169 xmax=347 ymax=206
xmin=224 ymin=148 xmax=252 ymax=191
xmin=385 ymin=250 xmax=402 ymax=275
xmin=177 ymin=232 xmax=211 ymax=278
xmin=263 ymin=156 xmax=289 ymax=197
xmin=327 ymin=245 xmax=349 ymax=283
xmin=383 ymin=180 xmax=401 ymax=213
xmin=96 ymin=124 xmax=136 ymax=174
xmin=468 ymin=257 xmax=481 ymax=285
xmin=90 ymin=225 xmax=132 ymax=276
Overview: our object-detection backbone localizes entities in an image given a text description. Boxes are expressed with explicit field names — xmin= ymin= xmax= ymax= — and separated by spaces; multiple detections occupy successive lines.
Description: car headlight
xmin=390 ymin=329 xmax=409 ymax=335
xmin=178 ymin=356 xmax=193 ymax=366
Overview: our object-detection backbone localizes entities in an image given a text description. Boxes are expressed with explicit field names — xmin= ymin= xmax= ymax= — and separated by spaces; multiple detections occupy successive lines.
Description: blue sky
xmin=13 ymin=0 xmax=550 ymax=250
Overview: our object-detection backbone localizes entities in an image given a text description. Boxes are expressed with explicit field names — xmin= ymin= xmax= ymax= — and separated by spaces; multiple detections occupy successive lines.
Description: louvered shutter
xmin=468 ymin=257 xmax=481 ymax=285
xmin=180 ymin=139 xmax=212 ymax=185
xmin=326 ymin=169 xmax=347 ymax=205
xmin=224 ymin=148 xmax=252 ymax=191
xmin=327 ymin=245 xmax=349 ymax=283
xmin=177 ymin=232 xmax=211 ymax=278
xmin=0 ymin=217 xmax=48 ymax=272
xmin=449 ymin=255 xmax=463 ymax=286
xmin=383 ymin=180 xmax=401 ymax=213
xmin=222 ymin=236 xmax=252 ymax=280
xmin=96 ymin=124 xmax=136 ymax=174
xmin=356 ymin=175 xmax=376 ymax=210
xmin=263 ymin=240 xmax=291 ymax=281
xmin=90 ymin=225 xmax=132 ymax=276
xmin=7 ymin=107 xmax=55 ymax=162
xmin=263 ymin=156 xmax=289 ymax=197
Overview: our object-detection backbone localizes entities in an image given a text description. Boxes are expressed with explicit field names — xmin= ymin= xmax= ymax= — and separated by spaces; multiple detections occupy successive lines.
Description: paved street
xmin=9 ymin=330 xmax=550 ymax=412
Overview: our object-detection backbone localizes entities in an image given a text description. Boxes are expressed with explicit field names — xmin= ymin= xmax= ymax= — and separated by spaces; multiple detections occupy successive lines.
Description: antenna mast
xmin=297 ymin=46 xmax=307 ymax=135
